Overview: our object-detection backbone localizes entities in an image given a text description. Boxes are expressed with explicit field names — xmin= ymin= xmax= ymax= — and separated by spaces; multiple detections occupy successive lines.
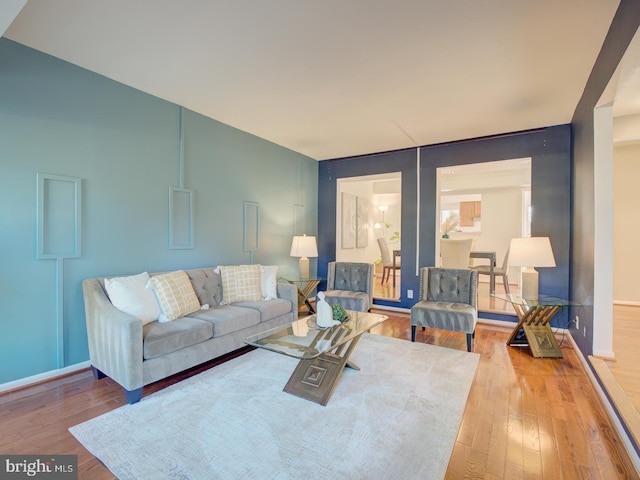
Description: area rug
xmin=70 ymin=334 xmax=479 ymax=479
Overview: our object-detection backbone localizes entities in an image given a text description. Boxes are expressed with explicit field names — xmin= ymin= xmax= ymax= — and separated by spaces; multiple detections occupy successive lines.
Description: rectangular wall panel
xmin=243 ymin=201 xmax=260 ymax=252
xmin=169 ymin=187 xmax=194 ymax=249
xmin=37 ymin=173 xmax=82 ymax=259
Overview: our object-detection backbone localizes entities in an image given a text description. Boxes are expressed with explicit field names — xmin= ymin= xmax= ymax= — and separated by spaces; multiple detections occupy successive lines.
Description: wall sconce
xmin=377 ymin=205 xmax=388 ymax=236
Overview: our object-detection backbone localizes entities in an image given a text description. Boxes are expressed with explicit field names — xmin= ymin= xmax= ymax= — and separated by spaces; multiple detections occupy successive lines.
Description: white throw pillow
xmin=261 ymin=265 xmax=279 ymax=300
xmin=104 ymin=272 xmax=161 ymax=325
xmin=147 ymin=270 xmax=201 ymax=322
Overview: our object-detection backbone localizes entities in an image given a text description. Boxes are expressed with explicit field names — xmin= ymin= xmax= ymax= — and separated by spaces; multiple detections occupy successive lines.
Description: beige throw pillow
xmin=219 ymin=265 xmax=263 ymax=304
xmin=148 ymin=270 xmax=201 ymax=322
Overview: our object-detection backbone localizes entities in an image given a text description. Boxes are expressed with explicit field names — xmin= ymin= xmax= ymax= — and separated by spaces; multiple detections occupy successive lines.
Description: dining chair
xmin=377 ymin=238 xmax=400 ymax=285
xmin=472 ymin=248 xmax=510 ymax=293
xmin=440 ymin=238 xmax=473 ymax=269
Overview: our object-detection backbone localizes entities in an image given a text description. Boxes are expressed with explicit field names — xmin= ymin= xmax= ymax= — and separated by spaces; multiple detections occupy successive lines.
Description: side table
xmin=493 ymin=294 xmax=577 ymax=358
xmin=281 ymin=277 xmax=322 ymax=314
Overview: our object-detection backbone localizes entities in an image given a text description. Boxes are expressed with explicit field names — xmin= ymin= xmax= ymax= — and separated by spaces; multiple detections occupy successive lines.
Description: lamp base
xmin=521 ymin=268 xmax=539 ymax=300
xmin=299 ymin=257 xmax=310 ymax=280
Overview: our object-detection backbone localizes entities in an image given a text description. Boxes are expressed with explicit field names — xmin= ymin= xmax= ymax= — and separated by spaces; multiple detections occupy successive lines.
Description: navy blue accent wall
xmin=318 ymin=149 xmax=418 ymax=309
xmin=319 ymin=125 xmax=572 ymax=323
xmin=570 ymin=0 xmax=640 ymax=356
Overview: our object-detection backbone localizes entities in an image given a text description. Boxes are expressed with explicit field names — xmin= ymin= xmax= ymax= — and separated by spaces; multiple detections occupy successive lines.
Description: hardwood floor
xmin=0 ymin=313 xmax=637 ymax=479
xmin=373 ymin=272 xmax=401 ymax=301
xmin=611 ymin=305 xmax=640 ymax=412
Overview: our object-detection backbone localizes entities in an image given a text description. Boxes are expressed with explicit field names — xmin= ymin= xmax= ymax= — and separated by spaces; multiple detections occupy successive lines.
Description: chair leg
xmin=411 ymin=325 xmax=416 ymax=342
xmin=504 ymin=274 xmax=510 ymax=293
xmin=466 ymin=333 xmax=473 ymax=352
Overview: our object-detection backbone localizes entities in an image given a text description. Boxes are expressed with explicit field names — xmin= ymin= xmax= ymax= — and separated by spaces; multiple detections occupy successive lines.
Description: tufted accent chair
xmin=323 ymin=262 xmax=374 ymax=312
xmin=410 ymin=267 xmax=478 ymax=352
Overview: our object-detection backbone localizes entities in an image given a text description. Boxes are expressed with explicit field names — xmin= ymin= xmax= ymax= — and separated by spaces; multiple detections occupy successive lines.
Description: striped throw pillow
xmin=219 ymin=265 xmax=263 ymax=304
xmin=148 ymin=270 xmax=201 ymax=322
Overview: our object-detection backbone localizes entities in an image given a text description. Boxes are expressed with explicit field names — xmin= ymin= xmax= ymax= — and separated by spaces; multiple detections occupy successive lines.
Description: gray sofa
xmin=82 ymin=267 xmax=297 ymax=403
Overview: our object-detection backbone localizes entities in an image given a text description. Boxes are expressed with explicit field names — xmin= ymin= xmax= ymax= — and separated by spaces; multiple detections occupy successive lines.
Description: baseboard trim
xmin=614 ymin=300 xmax=640 ymax=307
xmin=589 ymin=356 xmax=640 ymax=447
xmin=371 ymin=304 xmax=410 ymax=314
xmin=567 ymin=335 xmax=640 ymax=473
xmin=0 ymin=361 xmax=91 ymax=394
xmin=476 ymin=317 xmax=516 ymax=329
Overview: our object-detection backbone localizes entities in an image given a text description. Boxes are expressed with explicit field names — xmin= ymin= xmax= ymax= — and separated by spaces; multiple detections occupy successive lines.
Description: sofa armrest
xmin=276 ymin=282 xmax=297 ymax=312
xmin=82 ymin=278 xmax=144 ymax=391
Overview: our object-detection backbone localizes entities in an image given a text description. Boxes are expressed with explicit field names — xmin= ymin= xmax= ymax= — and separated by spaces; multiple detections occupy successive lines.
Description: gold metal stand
xmin=282 ymin=278 xmax=321 ymax=314
xmin=507 ymin=303 xmax=563 ymax=358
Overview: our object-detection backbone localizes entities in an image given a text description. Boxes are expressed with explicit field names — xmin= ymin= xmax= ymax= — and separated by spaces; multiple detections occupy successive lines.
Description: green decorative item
xmin=332 ymin=303 xmax=349 ymax=323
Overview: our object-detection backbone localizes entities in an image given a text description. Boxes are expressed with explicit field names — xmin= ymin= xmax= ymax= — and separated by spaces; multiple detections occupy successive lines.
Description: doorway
xmin=336 ymin=173 xmax=402 ymax=301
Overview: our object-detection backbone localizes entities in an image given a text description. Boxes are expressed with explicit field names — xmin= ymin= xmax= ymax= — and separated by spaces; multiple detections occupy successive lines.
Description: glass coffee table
xmin=246 ymin=310 xmax=388 ymax=405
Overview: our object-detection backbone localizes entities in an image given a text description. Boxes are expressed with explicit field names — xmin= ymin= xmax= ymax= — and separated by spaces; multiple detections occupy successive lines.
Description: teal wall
xmin=0 ymin=39 xmax=318 ymax=384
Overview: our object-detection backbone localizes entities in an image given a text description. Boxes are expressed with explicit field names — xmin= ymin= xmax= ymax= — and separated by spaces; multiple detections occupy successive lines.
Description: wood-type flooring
xmin=0 ymin=313 xmax=637 ymax=479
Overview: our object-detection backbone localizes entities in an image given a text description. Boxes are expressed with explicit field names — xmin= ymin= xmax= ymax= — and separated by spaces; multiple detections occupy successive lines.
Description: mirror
xmin=436 ymin=158 xmax=531 ymax=314
xmin=336 ymin=172 xmax=402 ymax=301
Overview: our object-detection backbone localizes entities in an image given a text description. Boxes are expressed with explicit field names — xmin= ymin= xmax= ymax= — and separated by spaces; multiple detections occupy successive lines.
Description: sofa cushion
xmin=142 ymin=317 xmax=213 ymax=359
xmin=148 ymin=270 xmax=201 ymax=322
xmin=104 ymin=272 xmax=161 ymax=325
xmin=410 ymin=300 xmax=476 ymax=334
xmin=185 ymin=267 xmax=223 ymax=306
xmin=188 ymin=305 xmax=260 ymax=337
xmin=219 ymin=265 xmax=263 ymax=304
xmin=232 ymin=298 xmax=292 ymax=322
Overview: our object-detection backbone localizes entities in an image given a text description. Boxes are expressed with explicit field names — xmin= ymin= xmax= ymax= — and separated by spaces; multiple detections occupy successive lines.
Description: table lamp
xmin=509 ymin=237 xmax=556 ymax=299
xmin=290 ymin=235 xmax=318 ymax=280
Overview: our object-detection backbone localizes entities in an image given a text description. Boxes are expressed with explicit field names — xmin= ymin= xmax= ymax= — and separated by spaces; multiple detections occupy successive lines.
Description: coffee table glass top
xmin=491 ymin=293 xmax=578 ymax=308
xmin=245 ymin=310 xmax=387 ymax=360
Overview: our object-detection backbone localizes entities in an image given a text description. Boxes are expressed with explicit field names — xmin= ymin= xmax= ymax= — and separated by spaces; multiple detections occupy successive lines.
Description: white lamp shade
xmin=508 ymin=237 xmax=556 ymax=267
xmin=290 ymin=235 xmax=318 ymax=258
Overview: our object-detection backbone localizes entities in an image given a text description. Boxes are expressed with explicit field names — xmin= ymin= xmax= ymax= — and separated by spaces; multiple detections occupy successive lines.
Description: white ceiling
xmin=1 ymin=0 xmax=624 ymax=160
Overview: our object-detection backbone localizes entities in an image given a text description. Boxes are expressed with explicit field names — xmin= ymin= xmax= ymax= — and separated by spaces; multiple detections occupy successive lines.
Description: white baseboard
xmin=0 ymin=361 xmax=91 ymax=394
xmin=566 ymin=333 xmax=640 ymax=473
